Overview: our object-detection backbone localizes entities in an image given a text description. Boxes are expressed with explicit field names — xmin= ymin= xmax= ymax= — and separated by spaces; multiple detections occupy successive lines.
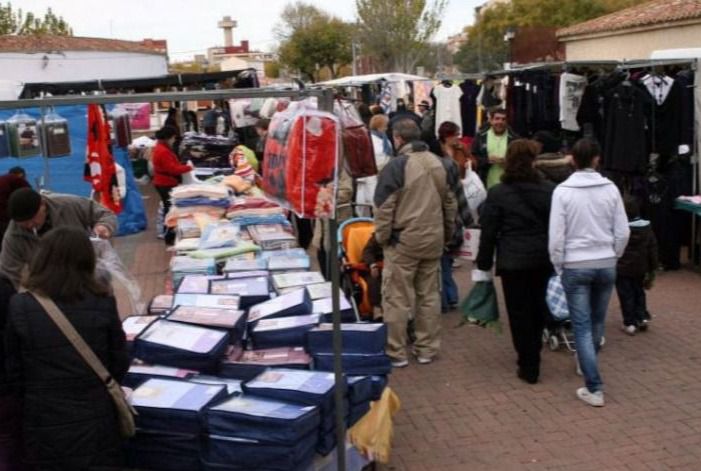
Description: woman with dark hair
xmin=151 ymin=125 xmax=193 ymax=244
xmin=476 ymin=139 xmax=555 ymax=384
xmin=438 ymin=121 xmax=475 ymax=179
xmin=4 ymin=227 xmax=129 ymax=470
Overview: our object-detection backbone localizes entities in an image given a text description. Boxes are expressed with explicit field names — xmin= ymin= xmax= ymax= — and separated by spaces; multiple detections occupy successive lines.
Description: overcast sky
xmin=16 ymin=0 xmax=480 ymax=60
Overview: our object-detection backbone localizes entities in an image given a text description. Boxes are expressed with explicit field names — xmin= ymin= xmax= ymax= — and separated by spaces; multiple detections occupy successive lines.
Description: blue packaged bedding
xmin=370 ymin=375 xmax=388 ymax=401
xmin=348 ymin=401 xmax=371 ymax=428
xmin=305 ymin=323 xmax=386 ymax=355
xmin=172 ymin=293 xmax=240 ymax=310
xmin=167 ymin=306 xmax=247 ymax=344
xmin=131 ymin=378 xmax=228 ymax=434
xmin=127 ymin=430 xmax=201 ymax=471
xmin=123 ymin=362 xmax=198 ymax=389
xmin=311 ymin=297 xmax=357 ymax=323
xmin=267 ymin=254 xmax=311 ymax=271
xmin=122 ymin=315 xmax=159 ymax=353
xmin=190 ymin=375 xmax=244 ymax=395
xmin=201 ymin=433 xmax=317 ymax=471
xmin=177 ymin=275 xmax=225 ymax=294
xmin=209 ymin=276 xmax=270 ymax=309
xmin=249 ymin=314 xmax=320 ymax=350
xmin=204 ymin=394 xmax=320 ymax=445
xmin=313 ymin=353 xmax=393 ymax=376
xmin=134 ymin=319 xmax=230 ymax=372
xmin=219 ymin=347 xmax=312 ymax=381
xmin=271 ymin=271 xmax=325 ymax=291
xmin=346 ymin=376 xmax=374 ymax=405
xmin=242 ymin=369 xmax=337 ymax=414
xmin=226 ymin=269 xmax=270 ymax=280
xmin=223 ymin=257 xmax=268 ymax=272
xmin=247 ymin=288 xmax=312 ymax=325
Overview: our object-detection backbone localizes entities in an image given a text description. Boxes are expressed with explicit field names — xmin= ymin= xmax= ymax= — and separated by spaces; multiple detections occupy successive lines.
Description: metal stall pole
xmin=39 ymin=105 xmax=50 ymax=190
xmin=318 ymin=87 xmax=347 ymax=471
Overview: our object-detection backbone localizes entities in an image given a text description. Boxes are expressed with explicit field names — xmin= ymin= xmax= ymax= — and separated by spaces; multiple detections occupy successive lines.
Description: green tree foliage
xmin=0 ymin=3 xmax=72 ymax=35
xmin=277 ymin=2 xmax=353 ymax=82
xmin=455 ymin=0 xmax=649 ymax=72
xmin=356 ymin=0 xmax=447 ymax=73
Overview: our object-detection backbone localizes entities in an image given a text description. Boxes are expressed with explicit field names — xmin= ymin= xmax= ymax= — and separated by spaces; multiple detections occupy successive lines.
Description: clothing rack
xmin=0 ymin=86 xmax=352 ymax=471
xmin=617 ymin=58 xmax=698 ymax=71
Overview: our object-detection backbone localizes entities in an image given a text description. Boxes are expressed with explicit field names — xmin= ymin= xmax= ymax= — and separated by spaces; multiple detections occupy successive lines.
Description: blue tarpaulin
xmin=0 ymin=105 xmax=147 ymax=236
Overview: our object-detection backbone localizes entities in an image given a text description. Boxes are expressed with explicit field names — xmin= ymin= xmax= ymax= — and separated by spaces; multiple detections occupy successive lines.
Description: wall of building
xmin=563 ymin=23 xmax=701 ymax=61
xmin=0 ymin=50 xmax=168 ymax=83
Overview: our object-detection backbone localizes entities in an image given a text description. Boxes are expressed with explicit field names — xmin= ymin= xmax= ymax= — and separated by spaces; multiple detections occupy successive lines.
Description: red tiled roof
xmin=0 ymin=35 xmax=166 ymax=55
xmin=557 ymin=0 xmax=701 ymax=38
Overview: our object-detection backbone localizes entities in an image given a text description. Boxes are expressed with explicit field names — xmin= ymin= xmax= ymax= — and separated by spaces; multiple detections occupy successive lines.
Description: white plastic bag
xmin=458 ymin=228 xmax=481 ymax=261
xmin=92 ymin=239 xmax=143 ymax=319
xmin=462 ymin=162 xmax=487 ymax=223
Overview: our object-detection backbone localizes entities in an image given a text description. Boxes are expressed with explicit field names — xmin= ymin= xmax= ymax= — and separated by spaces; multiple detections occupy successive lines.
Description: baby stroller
xmin=337 ymin=216 xmax=377 ymax=321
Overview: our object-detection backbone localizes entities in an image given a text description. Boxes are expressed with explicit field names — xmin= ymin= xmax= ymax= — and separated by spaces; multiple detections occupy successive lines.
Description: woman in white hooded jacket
xmin=549 ymin=138 xmax=629 ymax=408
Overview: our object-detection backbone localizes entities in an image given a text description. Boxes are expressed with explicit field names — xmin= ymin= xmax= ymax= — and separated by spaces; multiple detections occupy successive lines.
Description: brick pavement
xmin=115 ymin=184 xmax=701 ymax=470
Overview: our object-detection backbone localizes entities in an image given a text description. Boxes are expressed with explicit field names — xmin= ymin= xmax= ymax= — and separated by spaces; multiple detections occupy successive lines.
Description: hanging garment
xmin=603 ymin=84 xmax=652 ymax=174
xmin=675 ymin=69 xmax=695 ymax=154
xmin=433 ymin=83 xmax=463 ymax=135
xmin=559 ymin=72 xmax=588 ymax=132
xmin=459 ymin=80 xmax=480 ymax=138
xmin=85 ymin=104 xmax=122 ymax=213
xmin=641 ymin=74 xmax=683 ymax=159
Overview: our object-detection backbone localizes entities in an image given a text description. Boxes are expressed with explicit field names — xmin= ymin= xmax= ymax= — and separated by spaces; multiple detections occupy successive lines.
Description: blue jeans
xmin=561 ymin=267 xmax=616 ymax=393
xmin=441 ymin=254 xmax=458 ymax=311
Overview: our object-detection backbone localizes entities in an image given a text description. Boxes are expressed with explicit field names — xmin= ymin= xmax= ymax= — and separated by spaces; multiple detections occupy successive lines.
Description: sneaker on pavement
xmin=416 ymin=356 xmax=433 ymax=365
xmin=391 ymin=359 xmax=409 ymax=368
xmin=622 ymin=324 xmax=636 ymax=336
xmin=638 ymin=319 xmax=649 ymax=331
xmin=576 ymin=387 xmax=604 ymax=407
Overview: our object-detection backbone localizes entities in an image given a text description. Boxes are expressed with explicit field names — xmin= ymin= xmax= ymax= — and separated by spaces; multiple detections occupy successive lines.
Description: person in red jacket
xmin=151 ymin=126 xmax=192 ymax=244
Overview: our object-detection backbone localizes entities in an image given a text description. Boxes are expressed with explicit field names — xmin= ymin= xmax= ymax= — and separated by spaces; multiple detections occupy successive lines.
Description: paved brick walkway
xmin=115 ymin=184 xmax=701 ymax=471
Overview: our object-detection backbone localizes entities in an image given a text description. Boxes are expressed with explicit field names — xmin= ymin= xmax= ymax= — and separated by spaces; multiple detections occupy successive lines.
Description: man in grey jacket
xmin=549 ymin=138 xmax=629 ymax=408
xmin=1 ymin=188 xmax=117 ymax=287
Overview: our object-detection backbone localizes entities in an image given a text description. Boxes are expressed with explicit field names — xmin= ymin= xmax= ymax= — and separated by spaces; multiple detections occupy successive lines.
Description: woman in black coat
xmin=4 ymin=227 xmax=129 ymax=470
xmin=476 ymin=139 xmax=555 ymax=384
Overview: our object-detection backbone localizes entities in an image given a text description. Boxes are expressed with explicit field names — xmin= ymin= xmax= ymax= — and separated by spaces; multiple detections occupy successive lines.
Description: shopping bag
xmin=348 ymin=387 xmax=401 ymax=464
xmin=459 ymin=276 xmax=500 ymax=331
xmin=458 ymin=228 xmax=481 ymax=261
xmin=546 ymin=275 xmax=569 ymax=321
xmin=462 ymin=162 xmax=487 ymax=223
xmin=335 ymin=100 xmax=376 ymax=178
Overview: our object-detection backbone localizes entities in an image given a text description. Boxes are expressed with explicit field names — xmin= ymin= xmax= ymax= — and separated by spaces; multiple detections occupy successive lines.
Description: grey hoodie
xmin=548 ymin=170 xmax=630 ymax=274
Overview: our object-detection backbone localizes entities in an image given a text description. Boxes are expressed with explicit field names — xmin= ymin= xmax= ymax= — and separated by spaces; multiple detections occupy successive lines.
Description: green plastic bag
xmin=459 ymin=281 xmax=501 ymax=332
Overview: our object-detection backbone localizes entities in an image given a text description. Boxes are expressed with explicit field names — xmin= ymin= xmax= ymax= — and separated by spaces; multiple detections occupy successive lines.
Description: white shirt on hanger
xmin=559 ymin=72 xmax=588 ymax=132
xmin=433 ymin=83 xmax=463 ymax=135
xmin=642 ymin=74 xmax=673 ymax=106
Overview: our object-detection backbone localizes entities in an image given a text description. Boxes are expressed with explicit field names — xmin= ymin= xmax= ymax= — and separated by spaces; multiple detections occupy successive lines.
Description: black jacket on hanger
xmin=603 ymin=83 xmax=652 ymax=174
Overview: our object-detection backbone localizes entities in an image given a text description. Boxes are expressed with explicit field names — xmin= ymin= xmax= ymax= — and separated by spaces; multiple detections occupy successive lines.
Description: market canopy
xmin=316 ymin=73 xmax=430 ymax=87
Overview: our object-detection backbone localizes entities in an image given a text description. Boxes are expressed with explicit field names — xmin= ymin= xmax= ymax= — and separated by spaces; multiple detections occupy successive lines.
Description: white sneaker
xmin=391 ymin=359 xmax=409 ymax=368
xmin=574 ymin=352 xmax=582 ymax=376
xmin=622 ymin=324 xmax=636 ymax=336
xmin=576 ymin=387 xmax=604 ymax=407
xmin=416 ymin=356 xmax=433 ymax=365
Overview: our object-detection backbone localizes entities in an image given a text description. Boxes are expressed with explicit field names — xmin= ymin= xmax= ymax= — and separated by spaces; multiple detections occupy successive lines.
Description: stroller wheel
xmin=542 ymin=330 xmax=549 ymax=344
xmin=548 ymin=336 xmax=560 ymax=351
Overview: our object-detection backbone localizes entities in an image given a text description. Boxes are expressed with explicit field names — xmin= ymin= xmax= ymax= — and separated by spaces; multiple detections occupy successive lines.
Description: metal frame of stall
xmin=0 ymin=86 xmax=353 ymax=470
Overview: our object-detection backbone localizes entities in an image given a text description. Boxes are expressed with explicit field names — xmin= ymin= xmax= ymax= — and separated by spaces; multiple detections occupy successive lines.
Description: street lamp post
xmin=475 ymin=6 xmax=483 ymax=72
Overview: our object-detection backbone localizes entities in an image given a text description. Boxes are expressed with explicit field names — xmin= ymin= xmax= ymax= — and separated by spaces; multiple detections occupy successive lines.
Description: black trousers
xmin=155 ymin=185 xmax=175 ymax=245
xmin=616 ymin=276 xmax=647 ymax=326
xmin=500 ymin=268 xmax=550 ymax=380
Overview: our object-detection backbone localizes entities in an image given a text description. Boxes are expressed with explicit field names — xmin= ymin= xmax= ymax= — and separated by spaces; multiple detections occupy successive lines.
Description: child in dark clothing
xmin=361 ymin=233 xmax=384 ymax=319
xmin=616 ymin=197 xmax=658 ymax=335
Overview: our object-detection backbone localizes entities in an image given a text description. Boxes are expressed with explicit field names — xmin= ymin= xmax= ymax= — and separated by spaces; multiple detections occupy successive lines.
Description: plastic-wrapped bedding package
xmin=176 ymin=275 xmax=226 ymax=294
xmin=204 ymin=394 xmax=320 ymax=445
xmin=346 ymin=376 xmax=375 ymax=405
xmin=267 ymin=254 xmax=311 ymax=272
xmin=226 ymin=270 xmax=270 ymax=280
xmin=262 ymin=105 xmax=340 ymax=219
xmin=369 ymin=375 xmax=389 ymax=401
xmin=249 ymin=314 xmax=320 ymax=350
xmin=148 ymin=295 xmax=173 ymax=314
xmin=271 ymin=271 xmax=326 ymax=291
xmin=134 ymin=319 xmax=230 ymax=372
xmin=259 ymin=248 xmax=308 ymax=259
xmin=201 ymin=434 xmax=317 ymax=471
xmin=311 ymin=296 xmax=357 ymax=323
xmin=313 ymin=352 xmax=393 ymax=376
xmin=190 ymin=375 xmax=243 ymax=395
xmin=167 ymin=306 xmax=247 ymax=344
xmin=199 ymin=222 xmax=241 ymax=250
xmin=247 ymin=289 xmax=312 ymax=325
xmin=123 ymin=362 xmax=197 ymax=389
xmin=131 ymin=378 xmax=228 ymax=434
xmin=223 ymin=257 xmax=268 ymax=272
xmin=242 ymin=369 xmax=337 ymax=414
xmin=347 ymin=401 xmax=371 ymax=428
xmin=172 ymin=293 xmax=240 ymax=310
xmin=219 ymin=346 xmax=312 ymax=381
xmin=122 ymin=315 xmax=159 ymax=351
xmin=92 ymin=238 xmax=142 ymax=320
xmin=209 ymin=276 xmax=270 ymax=309
xmin=306 ymin=323 xmax=387 ymax=355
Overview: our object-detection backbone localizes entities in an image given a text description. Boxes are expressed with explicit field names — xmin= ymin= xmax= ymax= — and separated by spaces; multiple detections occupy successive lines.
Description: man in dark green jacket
xmin=1 ymin=188 xmax=117 ymax=287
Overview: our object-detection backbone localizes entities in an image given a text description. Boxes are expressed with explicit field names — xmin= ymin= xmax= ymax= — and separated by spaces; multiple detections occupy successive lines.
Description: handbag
xmin=30 ymin=291 xmax=137 ymax=438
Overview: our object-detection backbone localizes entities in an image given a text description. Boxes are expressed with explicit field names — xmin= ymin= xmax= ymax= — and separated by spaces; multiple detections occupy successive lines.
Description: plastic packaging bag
xmin=348 ymin=387 xmax=401 ymax=464
xmin=459 ymin=273 xmax=500 ymax=331
xmin=92 ymin=238 xmax=143 ymax=319
xmin=546 ymin=275 xmax=570 ymax=321
xmin=198 ymin=221 xmax=241 ymax=250
xmin=335 ymin=100 xmax=376 ymax=178
xmin=462 ymin=162 xmax=487 ymax=223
